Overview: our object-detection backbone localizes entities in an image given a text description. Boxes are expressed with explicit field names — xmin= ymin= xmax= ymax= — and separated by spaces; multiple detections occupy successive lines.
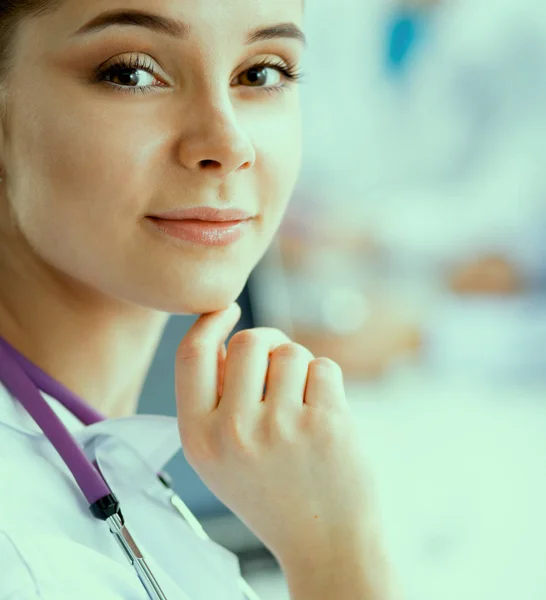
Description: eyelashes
xmin=93 ymin=54 xmax=304 ymax=96
xmin=246 ymin=58 xmax=303 ymax=84
xmin=94 ymin=55 xmax=163 ymax=94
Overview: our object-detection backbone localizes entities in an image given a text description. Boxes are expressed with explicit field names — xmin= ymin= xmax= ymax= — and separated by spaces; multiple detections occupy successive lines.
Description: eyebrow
xmin=72 ymin=9 xmax=307 ymax=46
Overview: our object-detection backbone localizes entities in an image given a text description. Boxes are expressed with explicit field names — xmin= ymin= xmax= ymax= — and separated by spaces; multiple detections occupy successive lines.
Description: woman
xmin=0 ymin=0 xmax=393 ymax=599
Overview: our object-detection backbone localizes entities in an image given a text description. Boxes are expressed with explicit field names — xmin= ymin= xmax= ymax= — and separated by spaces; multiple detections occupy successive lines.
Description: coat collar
xmin=0 ymin=383 xmax=181 ymax=473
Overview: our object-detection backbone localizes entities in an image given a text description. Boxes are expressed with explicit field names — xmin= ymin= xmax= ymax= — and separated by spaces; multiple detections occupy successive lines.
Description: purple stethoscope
xmin=0 ymin=337 xmax=262 ymax=600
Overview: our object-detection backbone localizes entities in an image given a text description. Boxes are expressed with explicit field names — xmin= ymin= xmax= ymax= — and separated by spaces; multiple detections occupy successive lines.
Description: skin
xmin=0 ymin=0 xmax=303 ymax=417
xmin=0 ymin=2 xmax=394 ymax=591
xmin=174 ymin=306 xmax=394 ymax=594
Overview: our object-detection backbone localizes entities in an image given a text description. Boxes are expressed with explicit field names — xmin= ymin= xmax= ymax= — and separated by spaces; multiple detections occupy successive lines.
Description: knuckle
xmin=176 ymin=339 xmax=209 ymax=362
xmin=299 ymin=406 xmax=344 ymax=444
xmin=181 ymin=430 xmax=217 ymax=466
xmin=270 ymin=342 xmax=310 ymax=361
xmin=228 ymin=327 xmax=294 ymax=355
xmin=228 ymin=329 xmax=261 ymax=350
xmin=261 ymin=412 xmax=295 ymax=445
xmin=220 ymin=413 xmax=256 ymax=458
xmin=310 ymin=357 xmax=341 ymax=374
xmin=261 ymin=327 xmax=293 ymax=345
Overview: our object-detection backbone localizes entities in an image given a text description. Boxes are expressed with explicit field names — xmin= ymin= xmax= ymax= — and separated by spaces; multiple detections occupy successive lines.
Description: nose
xmin=177 ymin=103 xmax=256 ymax=176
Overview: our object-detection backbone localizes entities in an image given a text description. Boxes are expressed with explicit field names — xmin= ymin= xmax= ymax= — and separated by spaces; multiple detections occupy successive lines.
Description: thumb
xmin=175 ymin=302 xmax=242 ymax=421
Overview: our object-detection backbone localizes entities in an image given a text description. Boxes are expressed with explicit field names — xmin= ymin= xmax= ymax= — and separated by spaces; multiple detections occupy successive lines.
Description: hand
xmin=174 ymin=303 xmax=374 ymax=565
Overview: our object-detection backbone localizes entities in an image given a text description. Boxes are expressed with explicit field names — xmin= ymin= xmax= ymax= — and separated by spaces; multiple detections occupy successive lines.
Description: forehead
xmin=32 ymin=0 xmax=304 ymax=43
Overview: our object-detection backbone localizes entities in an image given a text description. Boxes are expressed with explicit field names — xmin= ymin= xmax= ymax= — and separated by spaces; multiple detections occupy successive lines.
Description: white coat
xmin=0 ymin=382 xmax=244 ymax=600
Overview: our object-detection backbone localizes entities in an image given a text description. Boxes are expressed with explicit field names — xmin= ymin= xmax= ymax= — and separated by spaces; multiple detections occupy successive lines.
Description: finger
xmin=220 ymin=328 xmax=292 ymax=415
xmin=217 ymin=343 xmax=227 ymax=399
xmin=304 ymin=358 xmax=346 ymax=410
xmin=264 ymin=343 xmax=315 ymax=412
xmin=175 ymin=302 xmax=242 ymax=421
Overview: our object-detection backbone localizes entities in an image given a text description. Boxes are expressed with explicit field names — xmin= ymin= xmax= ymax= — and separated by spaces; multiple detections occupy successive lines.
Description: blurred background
xmin=139 ymin=0 xmax=546 ymax=598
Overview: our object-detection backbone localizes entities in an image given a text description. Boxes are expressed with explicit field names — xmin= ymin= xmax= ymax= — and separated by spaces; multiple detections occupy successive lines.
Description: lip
xmin=149 ymin=206 xmax=254 ymax=222
xmin=145 ymin=216 xmax=250 ymax=246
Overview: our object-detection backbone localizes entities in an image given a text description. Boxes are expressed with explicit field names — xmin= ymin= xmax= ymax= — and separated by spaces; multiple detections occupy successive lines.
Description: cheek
xmin=9 ymin=85 xmax=165 ymax=244
xmin=255 ymin=103 xmax=302 ymax=223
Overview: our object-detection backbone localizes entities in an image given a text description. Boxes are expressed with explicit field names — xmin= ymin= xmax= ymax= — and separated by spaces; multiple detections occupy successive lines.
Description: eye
xmin=93 ymin=55 xmax=303 ymax=95
xmin=106 ymin=67 xmax=156 ymax=88
xmin=238 ymin=65 xmax=282 ymax=87
xmin=235 ymin=60 xmax=302 ymax=90
xmin=94 ymin=55 xmax=166 ymax=93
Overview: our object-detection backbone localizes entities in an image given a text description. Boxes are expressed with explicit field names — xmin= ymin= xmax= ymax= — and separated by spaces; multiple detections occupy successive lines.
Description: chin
xmin=170 ymin=294 xmax=241 ymax=316
xmin=123 ymin=270 xmax=250 ymax=316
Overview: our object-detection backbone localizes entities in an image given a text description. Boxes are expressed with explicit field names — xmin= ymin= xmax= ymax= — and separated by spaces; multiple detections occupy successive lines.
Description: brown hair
xmin=0 ymin=0 xmax=61 ymax=82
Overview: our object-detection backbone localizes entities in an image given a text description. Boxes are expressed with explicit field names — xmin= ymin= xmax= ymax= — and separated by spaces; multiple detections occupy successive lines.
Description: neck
xmin=0 ymin=258 xmax=170 ymax=419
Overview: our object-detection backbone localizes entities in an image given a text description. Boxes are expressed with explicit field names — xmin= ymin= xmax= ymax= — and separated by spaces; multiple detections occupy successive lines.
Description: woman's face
xmin=0 ymin=0 xmax=304 ymax=314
